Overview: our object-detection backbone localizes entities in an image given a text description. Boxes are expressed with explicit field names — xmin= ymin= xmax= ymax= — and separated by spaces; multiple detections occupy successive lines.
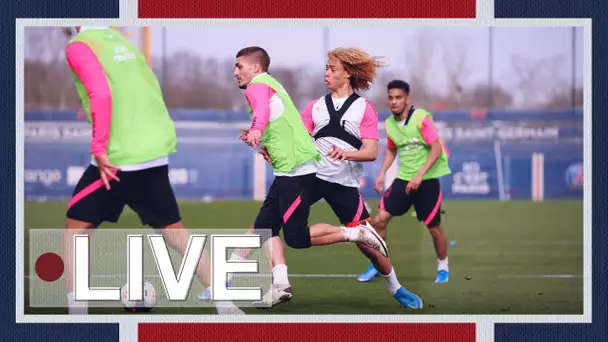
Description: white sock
xmin=341 ymin=226 xmax=358 ymax=241
xmin=214 ymin=300 xmax=240 ymax=314
xmin=226 ymin=252 xmax=247 ymax=283
xmin=67 ymin=292 xmax=88 ymax=314
xmin=438 ymin=257 xmax=449 ymax=271
xmin=272 ymin=264 xmax=290 ymax=286
xmin=381 ymin=268 xmax=401 ymax=295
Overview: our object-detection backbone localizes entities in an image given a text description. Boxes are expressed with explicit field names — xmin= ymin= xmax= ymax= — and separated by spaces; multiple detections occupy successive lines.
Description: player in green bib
xmin=220 ymin=46 xmax=390 ymax=305
xmin=63 ymin=26 xmax=243 ymax=315
xmin=357 ymin=80 xmax=452 ymax=284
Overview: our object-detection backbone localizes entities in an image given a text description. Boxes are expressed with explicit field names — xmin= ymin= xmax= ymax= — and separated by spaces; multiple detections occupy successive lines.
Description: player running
xmin=201 ymin=48 xmax=423 ymax=310
xmin=63 ymin=26 xmax=243 ymax=315
xmin=234 ymin=45 xmax=388 ymax=257
xmin=357 ymin=80 xmax=452 ymax=284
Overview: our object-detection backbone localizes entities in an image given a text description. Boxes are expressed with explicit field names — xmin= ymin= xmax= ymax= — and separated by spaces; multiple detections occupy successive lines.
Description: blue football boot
xmin=393 ymin=287 xmax=423 ymax=309
xmin=435 ymin=269 xmax=449 ymax=283
xmin=357 ymin=264 xmax=380 ymax=282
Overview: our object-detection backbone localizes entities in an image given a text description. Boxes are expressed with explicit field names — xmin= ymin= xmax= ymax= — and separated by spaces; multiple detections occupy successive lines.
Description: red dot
xmin=35 ymin=253 xmax=64 ymax=282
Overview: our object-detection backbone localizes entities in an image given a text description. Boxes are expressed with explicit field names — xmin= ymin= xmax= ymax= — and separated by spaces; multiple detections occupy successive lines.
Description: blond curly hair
xmin=327 ymin=47 xmax=387 ymax=91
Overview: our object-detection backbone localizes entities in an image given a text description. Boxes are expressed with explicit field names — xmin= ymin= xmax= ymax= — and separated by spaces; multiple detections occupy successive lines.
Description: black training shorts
xmin=380 ymin=178 xmax=443 ymax=227
xmin=66 ymin=164 xmax=181 ymax=227
xmin=253 ymin=173 xmax=316 ymax=239
xmin=309 ymin=177 xmax=371 ymax=226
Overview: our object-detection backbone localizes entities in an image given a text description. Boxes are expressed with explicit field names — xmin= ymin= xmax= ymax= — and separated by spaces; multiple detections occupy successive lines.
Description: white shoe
xmin=355 ymin=221 xmax=389 ymax=257
xmin=252 ymin=286 xmax=293 ymax=309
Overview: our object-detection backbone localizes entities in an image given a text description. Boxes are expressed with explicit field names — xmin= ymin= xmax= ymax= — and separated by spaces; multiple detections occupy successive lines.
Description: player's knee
xmin=65 ymin=218 xmax=97 ymax=230
xmin=427 ymin=225 xmax=443 ymax=237
xmin=283 ymin=226 xmax=312 ymax=249
xmin=373 ymin=214 xmax=389 ymax=230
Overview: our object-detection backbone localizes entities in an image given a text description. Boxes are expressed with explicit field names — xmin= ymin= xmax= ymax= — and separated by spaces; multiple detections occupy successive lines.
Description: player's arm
xmin=344 ymin=139 xmax=378 ymax=161
xmin=373 ymin=132 xmax=397 ymax=193
xmin=379 ymin=133 xmax=398 ymax=176
xmin=65 ymin=42 xmax=112 ymax=159
xmin=344 ymin=99 xmax=379 ymax=162
xmin=300 ymin=100 xmax=315 ymax=135
xmin=414 ymin=116 xmax=443 ymax=177
xmin=245 ymin=83 xmax=273 ymax=134
xmin=243 ymin=83 xmax=273 ymax=148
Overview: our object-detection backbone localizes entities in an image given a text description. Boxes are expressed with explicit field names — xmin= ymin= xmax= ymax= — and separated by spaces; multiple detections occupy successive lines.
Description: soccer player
xmin=63 ymin=26 xmax=243 ymax=315
xmin=202 ymin=48 xmax=423 ymax=310
xmin=237 ymin=45 xmax=387 ymax=250
xmin=357 ymin=80 xmax=452 ymax=284
xmin=198 ymin=46 xmax=390 ymax=302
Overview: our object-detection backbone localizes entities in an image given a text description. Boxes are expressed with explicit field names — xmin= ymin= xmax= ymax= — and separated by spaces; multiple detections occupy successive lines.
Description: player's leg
xmin=276 ymin=174 xmax=388 ymax=256
xmin=64 ymin=165 xmax=126 ymax=314
xmin=414 ymin=178 xmax=449 ymax=283
xmin=198 ymin=185 xmax=287 ymax=302
xmin=240 ymin=180 xmax=294 ymax=308
xmin=126 ymin=165 xmax=243 ymax=314
xmin=358 ymin=179 xmax=412 ymax=282
xmin=323 ymin=181 xmax=422 ymax=309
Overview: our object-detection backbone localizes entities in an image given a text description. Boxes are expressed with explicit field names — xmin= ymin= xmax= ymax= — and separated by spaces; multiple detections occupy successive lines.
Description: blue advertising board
xmin=24 ymin=116 xmax=583 ymax=201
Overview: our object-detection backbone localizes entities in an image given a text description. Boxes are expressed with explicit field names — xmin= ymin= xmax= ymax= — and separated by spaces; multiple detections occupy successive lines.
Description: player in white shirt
xmin=201 ymin=47 xmax=423 ymax=311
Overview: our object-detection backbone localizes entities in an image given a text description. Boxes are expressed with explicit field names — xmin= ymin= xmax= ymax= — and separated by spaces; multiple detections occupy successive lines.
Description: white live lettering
xmin=72 ymin=233 xmax=264 ymax=303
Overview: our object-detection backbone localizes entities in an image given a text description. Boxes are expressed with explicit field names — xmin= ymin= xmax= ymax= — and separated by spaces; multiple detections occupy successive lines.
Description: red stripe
xmin=283 ymin=195 xmax=302 ymax=224
xmin=424 ymin=190 xmax=443 ymax=226
xmin=138 ymin=0 xmax=476 ymax=18
xmin=138 ymin=323 xmax=475 ymax=342
xmin=345 ymin=218 xmax=372 ymax=228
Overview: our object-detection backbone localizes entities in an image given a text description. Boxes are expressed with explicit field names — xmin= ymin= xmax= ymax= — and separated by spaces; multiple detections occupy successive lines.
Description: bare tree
xmin=511 ymin=55 xmax=567 ymax=108
xmin=402 ymin=30 xmax=438 ymax=108
xmin=460 ymin=84 xmax=514 ymax=109
xmin=25 ymin=27 xmax=77 ymax=109
xmin=440 ymin=38 xmax=470 ymax=108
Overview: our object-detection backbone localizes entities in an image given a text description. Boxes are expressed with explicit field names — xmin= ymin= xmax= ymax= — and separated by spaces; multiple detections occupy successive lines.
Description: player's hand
xmin=238 ymin=128 xmax=249 ymax=143
xmin=246 ymin=130 xmax=262 ymax=148
xmin=259 ymin=146 xmax=272 ymax=164
xmin=374 ymin=174 xmax=385 ymax=194
xmin=406 ymin=175 xmax=423 ymax=194
xmin=327 ymin=145 xmax=347 ymax=161
xmin=94 ymin=154 xmax=120 ymax=190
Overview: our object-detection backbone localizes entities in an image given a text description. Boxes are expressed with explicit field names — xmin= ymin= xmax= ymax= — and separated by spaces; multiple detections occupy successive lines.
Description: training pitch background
xmin=4 ymin=0 xmax=606 ymax=341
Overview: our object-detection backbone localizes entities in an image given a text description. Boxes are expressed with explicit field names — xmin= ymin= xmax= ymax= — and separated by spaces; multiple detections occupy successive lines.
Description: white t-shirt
xmin=301 ymin=95 xmax=379 ymax=188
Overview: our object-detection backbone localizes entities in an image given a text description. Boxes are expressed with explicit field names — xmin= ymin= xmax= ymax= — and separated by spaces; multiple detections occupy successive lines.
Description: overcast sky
xmin=145 ymin=26 xmax=584 ymax=96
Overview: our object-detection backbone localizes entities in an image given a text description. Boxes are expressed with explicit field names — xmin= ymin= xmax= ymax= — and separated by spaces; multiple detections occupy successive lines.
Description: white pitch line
xmin=498 ymin=274 xmax=583 ymax=279
xmin=24 ymin=273 xmax=583 ymax=279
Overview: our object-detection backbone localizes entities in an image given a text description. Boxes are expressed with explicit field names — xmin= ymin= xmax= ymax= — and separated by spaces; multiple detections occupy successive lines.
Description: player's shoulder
xmin=308 ymin=96 xmax=325 ymax=110
xmin=414 ymin=107 xmax=433 ymax=117
xmin=360 ymin=96 xmax=378 ymax=113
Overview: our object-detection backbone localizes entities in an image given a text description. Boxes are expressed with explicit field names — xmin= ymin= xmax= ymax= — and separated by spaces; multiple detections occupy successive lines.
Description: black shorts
xmin=380 ymin=178 xmax=443 ymax=227
xmin=309 ymin=178 xmax=370 ymax=226
xmin=253 ymin=173 xmax=316 ymax=247
xmin=66 ymin=164 xmax=181 ymax=227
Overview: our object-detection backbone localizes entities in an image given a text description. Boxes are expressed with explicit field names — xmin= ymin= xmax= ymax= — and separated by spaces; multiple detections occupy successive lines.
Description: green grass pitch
xmin=23 ymin=200 xmax=583 ymax=315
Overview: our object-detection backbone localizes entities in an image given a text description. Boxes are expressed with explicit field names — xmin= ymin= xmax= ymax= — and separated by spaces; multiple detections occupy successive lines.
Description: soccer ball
xmin=121 ymin=281 xmax=156 ymax=312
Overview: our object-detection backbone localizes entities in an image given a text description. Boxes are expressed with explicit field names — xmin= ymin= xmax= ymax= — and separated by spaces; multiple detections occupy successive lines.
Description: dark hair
xmin=236 ymin=46 xmax=271 ymax=72
xmin=387 ymin=80 xmax=410 ymax=95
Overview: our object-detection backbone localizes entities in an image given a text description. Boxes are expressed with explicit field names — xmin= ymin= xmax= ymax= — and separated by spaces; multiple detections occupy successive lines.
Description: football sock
xmin=382 ymin=268 xmax=401 ymax=295
xmin=272 ymin=264 xmax=290 ymax=286
xmin=438 ymin=257 xmax=449 ymax=271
